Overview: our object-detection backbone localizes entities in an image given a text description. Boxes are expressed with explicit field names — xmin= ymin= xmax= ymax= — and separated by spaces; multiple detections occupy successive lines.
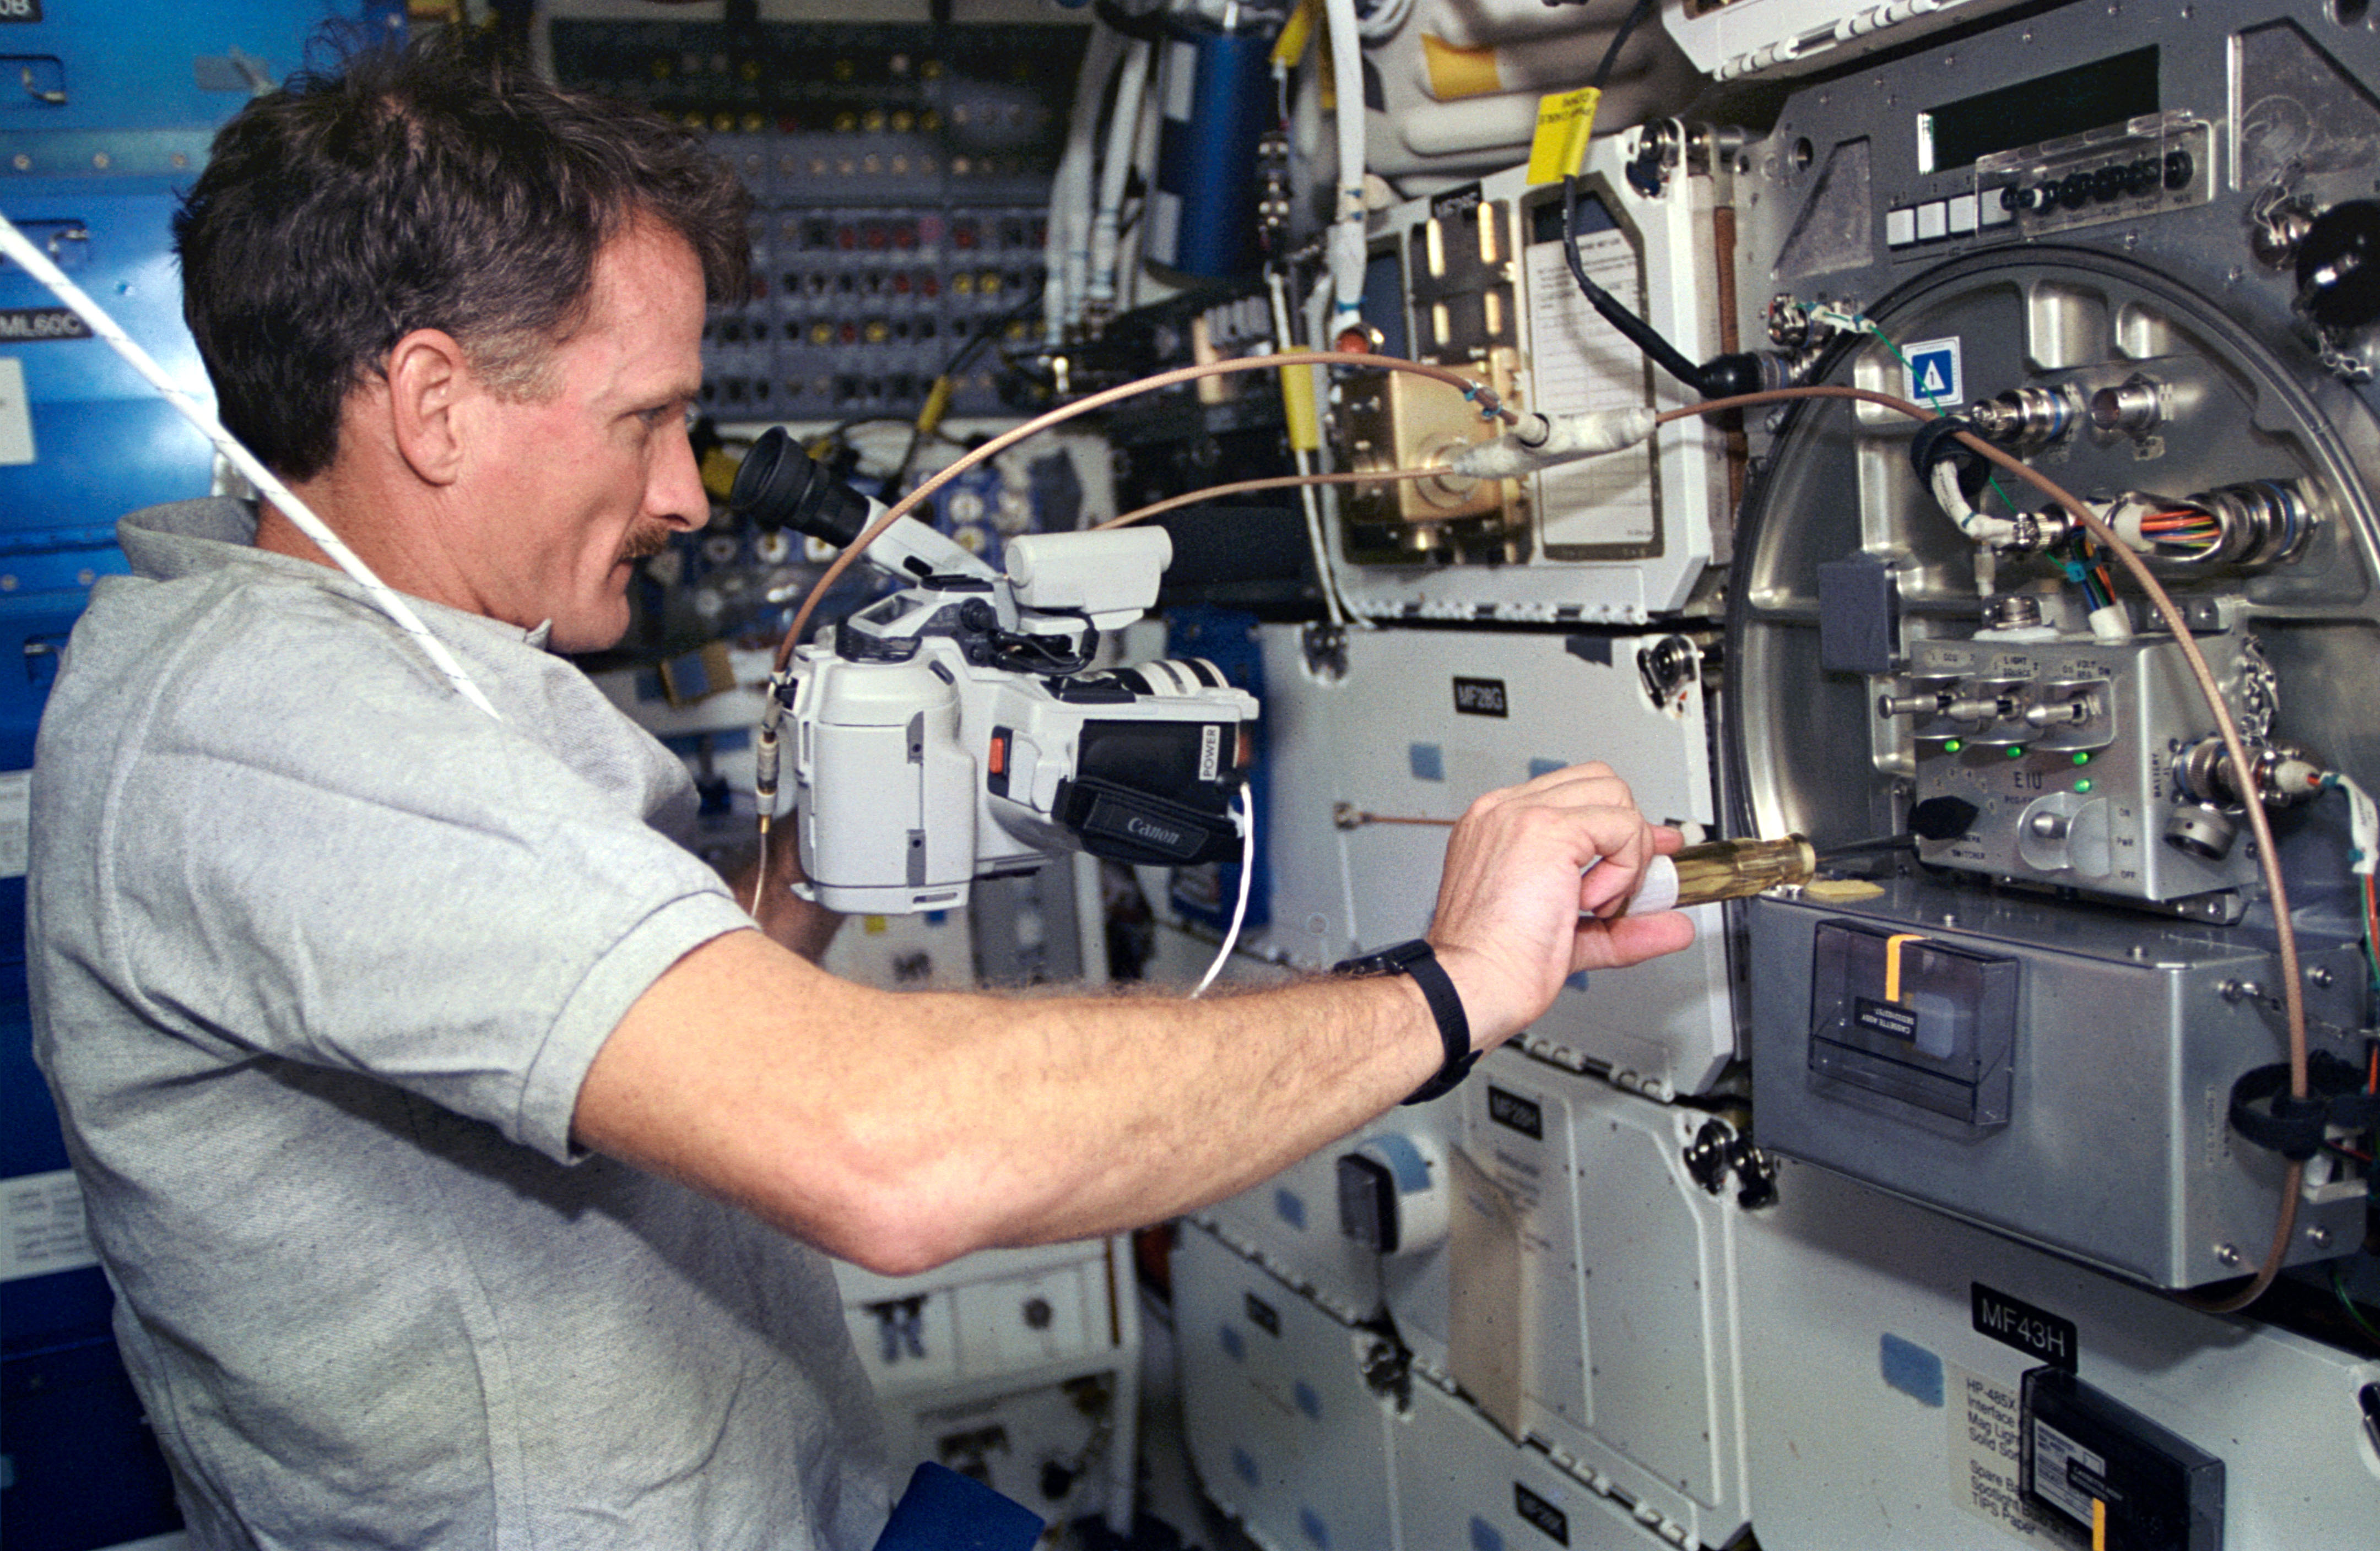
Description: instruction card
xmin=1947 ymin=1362 xmax=2086 ymax=1548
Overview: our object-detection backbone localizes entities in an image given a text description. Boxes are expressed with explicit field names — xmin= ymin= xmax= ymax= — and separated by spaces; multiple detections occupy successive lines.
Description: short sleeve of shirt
xmin=90 ymin=585 xmax=756 ymax=1163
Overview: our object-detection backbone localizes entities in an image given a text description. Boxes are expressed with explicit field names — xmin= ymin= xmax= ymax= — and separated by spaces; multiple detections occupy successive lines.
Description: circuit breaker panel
xmin=549 ymin=18 xmax=1084 ymax=423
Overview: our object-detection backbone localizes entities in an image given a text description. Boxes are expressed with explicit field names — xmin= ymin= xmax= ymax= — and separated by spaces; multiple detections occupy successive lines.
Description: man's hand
xmin=1424 ymin=762 xmax=1694 ymax=1046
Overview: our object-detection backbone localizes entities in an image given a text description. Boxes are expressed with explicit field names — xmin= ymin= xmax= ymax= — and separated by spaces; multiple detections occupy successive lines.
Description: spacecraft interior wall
xmin=1245 ymin=622 xmax=1734 ymax=1099
xmin=1738 ymin=1157 xmax=2380 ymax=1550
xmin=1447 ymin=1048 xmax=1754 ymax=1551
xmin=1172 ymin=1220 xmax=1403 ymax=1551
xmin=1395 ymin=1376 xmax=1709 ymax=1551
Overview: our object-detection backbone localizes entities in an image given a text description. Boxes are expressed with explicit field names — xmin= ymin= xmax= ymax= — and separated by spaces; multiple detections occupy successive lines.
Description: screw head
xmin=2215 ymin=1242 xmax=2242 ymax=1267
xmin=2308 ymin=1224 xmax=2334 ymax=1250
xmin=2310 ymin=966 xmax=2336 ymax=989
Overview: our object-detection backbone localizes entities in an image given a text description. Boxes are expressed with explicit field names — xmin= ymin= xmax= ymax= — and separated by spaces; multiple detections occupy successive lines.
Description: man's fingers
xmin=1469 ymin=761 xmax=1630 ymax=816
xmin=1505 ymin=758 xmax=1616 ymax=791
xmin=1577 ymin=908 xmax=1697 ymax=970
xmin=1426 ymin=762 xmax=1697 ymax=1042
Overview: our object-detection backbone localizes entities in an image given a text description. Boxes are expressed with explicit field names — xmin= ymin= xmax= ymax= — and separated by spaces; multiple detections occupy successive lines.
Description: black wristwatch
xmin=1332 ymin=937 xmax=1475 ymax=1105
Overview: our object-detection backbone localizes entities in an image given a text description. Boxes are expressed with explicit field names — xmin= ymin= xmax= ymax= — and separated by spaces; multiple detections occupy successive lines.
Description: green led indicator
xmin=2076 ymin=778 xmax=2095 ymax=794
xmin=2071 ymin=751 xmax=2092 ymax=766
xmin=1944 ymin=738 xmax=1964 ymax=753
xmin=2005 ymin=745 xmax=2027 ymax=759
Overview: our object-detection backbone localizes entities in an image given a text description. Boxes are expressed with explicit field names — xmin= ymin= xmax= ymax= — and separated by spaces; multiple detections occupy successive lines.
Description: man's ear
xmin=383 ymin=329 xmax=473 ymax=486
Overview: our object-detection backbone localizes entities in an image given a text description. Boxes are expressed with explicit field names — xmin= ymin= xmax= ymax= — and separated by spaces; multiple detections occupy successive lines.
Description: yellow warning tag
xmin=1273 ymin=0 xmax=1319 ymax=69
xmin=1277 ymin=360 xmax=1321 ymax=453
xmin=1526 ymin=86 xmax=1601 ymax=185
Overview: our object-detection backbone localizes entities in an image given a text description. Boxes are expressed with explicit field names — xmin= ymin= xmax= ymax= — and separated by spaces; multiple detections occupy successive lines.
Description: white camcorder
xmin=732 ymin=430 xmax=1260 ymax=913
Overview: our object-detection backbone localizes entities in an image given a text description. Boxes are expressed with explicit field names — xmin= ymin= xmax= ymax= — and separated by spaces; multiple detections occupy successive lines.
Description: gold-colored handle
xmin=1666 ymin=835 xmax=1817 ymax=906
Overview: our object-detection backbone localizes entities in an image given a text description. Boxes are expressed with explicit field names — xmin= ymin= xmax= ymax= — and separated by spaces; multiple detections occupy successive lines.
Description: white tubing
xmin=0 ymin=213 xmax=500 ymax=719
xmin=1356 ymin=0 xmax=1414 ymax=45
xmin=1088 ymin=38 xmax=1154 ymax=317
xmin=1265 ymin=265 xmax=1346 ymax=628
xmin=1115 ymin=62 xmax=1164 ymax=314
xmin=2330 ymin=771 xmax=2379 ymax=876
xmin=1448 ymin=407 xmax=1657 ymax=479
xmin=1046 ymin=25 xmax=1126 ymax=344
xmin=1323 ymin=0 xmax=1367 ymax=326
xmin=1930 ymin=460 xmax=2017 ymax=546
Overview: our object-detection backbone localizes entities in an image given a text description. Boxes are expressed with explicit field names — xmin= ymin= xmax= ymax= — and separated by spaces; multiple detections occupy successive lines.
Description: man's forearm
xmin=577 ymin=930 xmax=1446 ymax=1276
xmin=831 ymin=968 xmax=1445 ymax=1266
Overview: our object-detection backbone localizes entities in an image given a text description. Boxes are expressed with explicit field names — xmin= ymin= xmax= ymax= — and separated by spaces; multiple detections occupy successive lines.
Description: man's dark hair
xmin=175 ymin=28 xmax=750 ymax=480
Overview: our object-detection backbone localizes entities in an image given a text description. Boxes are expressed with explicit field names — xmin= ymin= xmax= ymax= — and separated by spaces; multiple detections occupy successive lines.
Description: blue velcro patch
xmin=1880 ymin=1331 xmax=1945 ymax=1407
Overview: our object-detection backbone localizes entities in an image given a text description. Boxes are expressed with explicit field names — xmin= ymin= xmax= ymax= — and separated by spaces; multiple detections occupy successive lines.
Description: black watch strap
xmin=1332 ymin=937 xmax=1475 ymax=1105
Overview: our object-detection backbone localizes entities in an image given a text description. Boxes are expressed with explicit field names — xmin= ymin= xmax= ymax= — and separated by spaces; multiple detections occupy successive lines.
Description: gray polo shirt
xmin=29 ymin=498 xmax=890 ymax=1550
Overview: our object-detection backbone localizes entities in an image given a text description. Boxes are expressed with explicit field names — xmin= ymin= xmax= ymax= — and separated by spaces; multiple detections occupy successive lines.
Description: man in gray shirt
xmin=29 ymin=30 xmax=1691 ymax=1551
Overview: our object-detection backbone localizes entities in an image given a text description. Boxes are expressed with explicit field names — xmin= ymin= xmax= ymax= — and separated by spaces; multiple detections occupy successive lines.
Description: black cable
xmin=883 ymin=274 xmax=1050 ymax=499
xmin=1560 ymin=172 xmax=1708 ymax=392
xmin=1091 ymin=0 xmax=1170 ymax=43
xmin=1554 ymin=0 xmax=1757 ymax=401
xmin=1589 ymin=0 xmax=1657 ymax=92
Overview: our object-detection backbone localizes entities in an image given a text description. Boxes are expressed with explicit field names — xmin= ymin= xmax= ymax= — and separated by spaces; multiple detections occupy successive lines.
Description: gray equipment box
xmin=1749 ymin=880 xmax=2367 ymax=1290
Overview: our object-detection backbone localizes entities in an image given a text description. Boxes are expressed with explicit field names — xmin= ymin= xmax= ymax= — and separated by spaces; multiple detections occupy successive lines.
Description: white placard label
xmin=1521 ymin=229 xmax=1658 ymax=549
xmin=0 ymin=766 xmax=29 ymax=877
xmin=3 ymin=1168 xmax=100 ymax=1282
xmin=0 ymin=355 xmax=35 ymax=465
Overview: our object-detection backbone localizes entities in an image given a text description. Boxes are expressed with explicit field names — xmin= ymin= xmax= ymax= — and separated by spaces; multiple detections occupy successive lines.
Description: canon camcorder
xmin=732 ymin=429 xmax=1259 ymax=913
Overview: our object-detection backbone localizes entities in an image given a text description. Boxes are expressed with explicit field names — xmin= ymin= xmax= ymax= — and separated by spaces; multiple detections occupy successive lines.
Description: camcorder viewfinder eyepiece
xmin=728 ymin=426 xmax=873 ymax=547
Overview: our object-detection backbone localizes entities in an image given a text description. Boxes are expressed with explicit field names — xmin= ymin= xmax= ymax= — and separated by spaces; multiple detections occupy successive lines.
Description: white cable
xmin=1192 ymin=789 xmax=1257 ymax=997
xmin=1088 ymin=39 xmax=1154 ymax=317
xmin=1447 ymin=407 xmax=1658 ymax=479
xmin=0 ymin=213 xmax=502 ymax=720
xmin=1929 ymin=459 xmax=2018 ymax=547
xmin=1049 ymin=25 xmax=1128 ymax=343
xmin=1354 ymin=0 xmax=1413 ymax=45
xmin=1264 ymin=265 xmax=1347 ymax=628
xmin=2330 ymin=772 xmax=2380 ymax=877
xmin=1117 ymin=69 xmax=1164 ymax=315
xmin=1322 ymin=0 xmax=1368 ymax=329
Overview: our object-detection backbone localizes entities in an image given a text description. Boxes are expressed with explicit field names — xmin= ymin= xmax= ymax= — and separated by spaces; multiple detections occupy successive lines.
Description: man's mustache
xmin=619 ymin=524 xmax=675 ymax=563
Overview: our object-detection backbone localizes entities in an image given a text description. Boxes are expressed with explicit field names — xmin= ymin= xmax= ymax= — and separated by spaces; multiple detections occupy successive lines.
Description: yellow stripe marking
xmin=1884 ymin=933 xmax=1927 ymax=1004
